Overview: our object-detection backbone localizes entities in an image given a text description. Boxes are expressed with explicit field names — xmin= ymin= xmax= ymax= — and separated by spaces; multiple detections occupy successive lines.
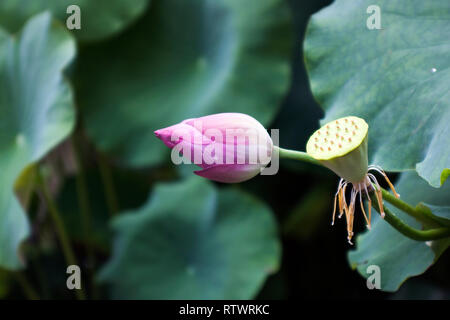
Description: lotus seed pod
xmin=306 ymin=116 xmax=369 ymax=183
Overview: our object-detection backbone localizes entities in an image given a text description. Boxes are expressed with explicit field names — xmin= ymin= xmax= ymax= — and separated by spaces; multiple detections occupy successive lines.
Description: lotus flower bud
xmin=154 ymin=113 xmax=273 ymax=183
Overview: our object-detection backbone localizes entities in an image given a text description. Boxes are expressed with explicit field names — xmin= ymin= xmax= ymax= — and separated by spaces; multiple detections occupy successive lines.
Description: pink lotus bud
xmin=154 ymin=113 xmax=273 ymax=183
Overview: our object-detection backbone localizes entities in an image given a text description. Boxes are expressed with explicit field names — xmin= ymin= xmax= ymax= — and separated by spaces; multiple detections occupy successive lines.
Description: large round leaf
xmin=0 ymin=0 xmax=150 ymax=42
xmin=304 ymin=0 xmax=450 ymax=187
xmin=0 ymin=12 xmax=76 ymax=269
xmin=98 ymin=177 xmax=280 ymax=299
xmin=348 ymin=172 xmax=450 ymax=292
xmin=75 ymin=0 xmax=293 ymax=167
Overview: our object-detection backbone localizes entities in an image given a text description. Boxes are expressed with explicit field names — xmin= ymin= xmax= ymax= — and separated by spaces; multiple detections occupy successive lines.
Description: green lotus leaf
xmin=98 ymin=177 xmax=280 ymax=299
xmin=0 ymin=12 xmax=75 ymax=269
xmin=304 ymin=0 xmax=450 ymax=187
xmin=0 ymin=0 xmax=150 ymax=42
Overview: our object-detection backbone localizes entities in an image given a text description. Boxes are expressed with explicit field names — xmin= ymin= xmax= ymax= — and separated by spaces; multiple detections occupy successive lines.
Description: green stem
xmin=275 ymin=146 xmax=322 ymax=166
xmin=97 ymin=153 xmax=119 ymax=217
xmin=38 ymin=170 xmax=86 ymax=300
xmin=13 ymin=271 xmax=39 ymax=300
xmin=31 ymin=255 xmax=52 ymax=299
xmin=370 ymin=193 xmax=450 ymax=241
xmin=379 ymin=188 xmax=444 ymax=227
xmin=72 ymin=136 xmax=98 ymax=299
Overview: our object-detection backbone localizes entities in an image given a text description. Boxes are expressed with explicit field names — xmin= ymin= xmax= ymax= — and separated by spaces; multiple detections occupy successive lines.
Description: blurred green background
xmin=0 ymin=0 xmax=449 ymax=300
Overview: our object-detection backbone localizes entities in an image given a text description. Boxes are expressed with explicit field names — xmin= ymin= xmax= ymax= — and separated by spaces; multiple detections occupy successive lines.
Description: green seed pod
xmin=306 ymin=116 xmax=369 ymax=183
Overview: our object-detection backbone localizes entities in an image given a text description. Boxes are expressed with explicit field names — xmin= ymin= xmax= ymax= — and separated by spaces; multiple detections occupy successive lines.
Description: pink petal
xmin=194 ymin=164 xmax=262 ymax=183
